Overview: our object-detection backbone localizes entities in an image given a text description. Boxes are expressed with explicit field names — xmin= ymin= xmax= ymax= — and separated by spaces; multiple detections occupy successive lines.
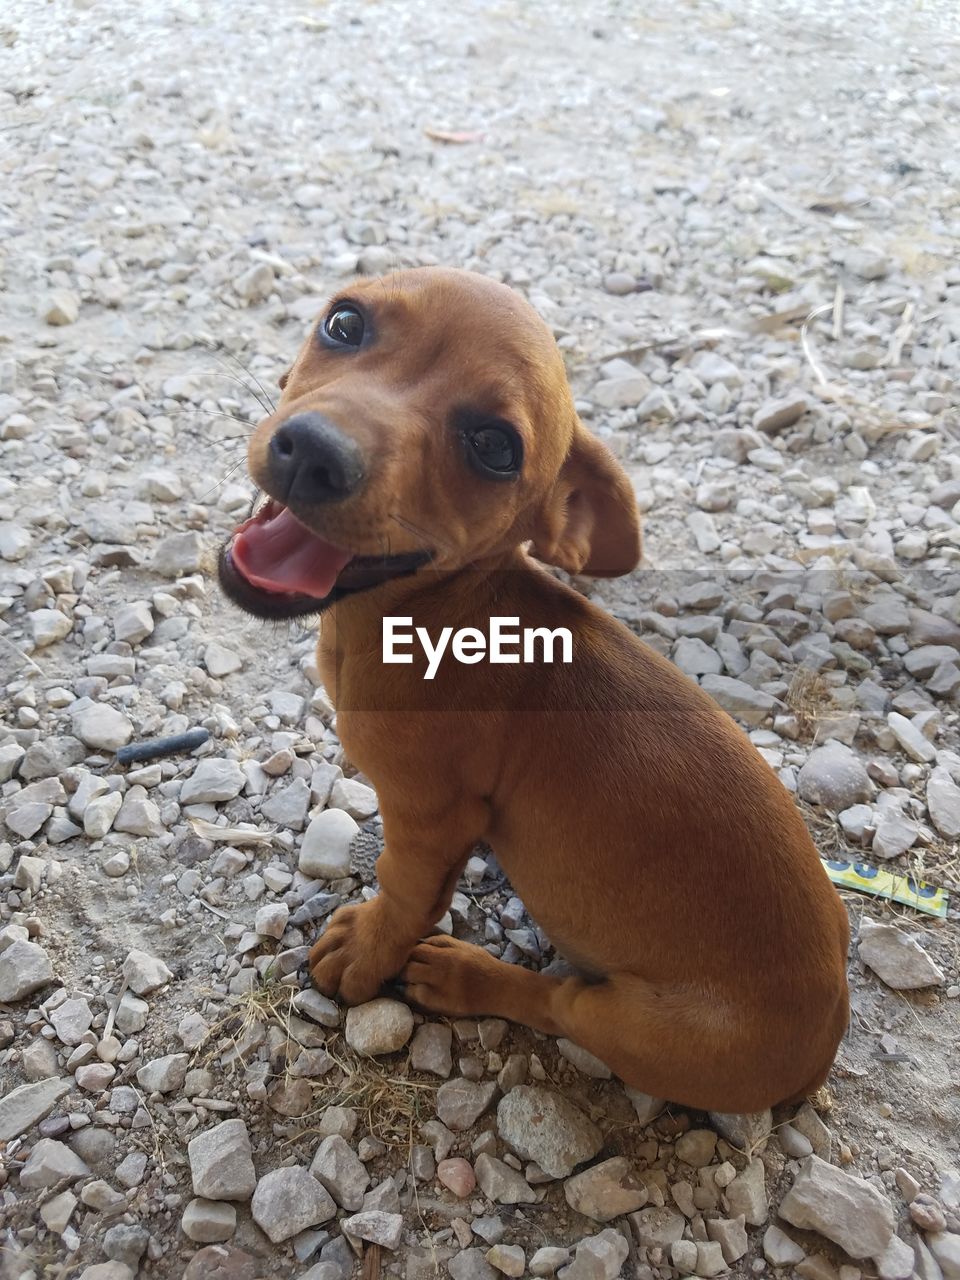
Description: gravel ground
xmin=2 ymin=1 xmax=960 ymax=1278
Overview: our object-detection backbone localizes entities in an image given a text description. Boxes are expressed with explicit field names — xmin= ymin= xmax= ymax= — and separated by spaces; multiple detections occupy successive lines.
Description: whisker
xmin=199 ymin=343 xmax=273 ymax=415
xmin=173 ymin=407 xmax=256 ymax=435
xmin=198 ymin=459 xmax=253 ymax=501
xmin=175 ymin=426 xmax=250 ymax=455
xmin=211 ymin=345 xmax=278 ymax=415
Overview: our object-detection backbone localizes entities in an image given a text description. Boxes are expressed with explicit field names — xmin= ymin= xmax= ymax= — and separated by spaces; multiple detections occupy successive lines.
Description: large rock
xmin=497 ymin=1086 xmax=602 ymax=1179
xmin=251 ymin=1165 xmax=336 ymax=1242
xmin=72 ymin=704 xmax=134 ymax=751
xmin=436 ymin=1079 xmax=498 ymax=1131
xmin=0 ymin=939 xmax=54 ymax=1002
xmin=557 ymin=1229 xmax=629 ymax=1280
xmin=137 ymin=1053 xmax=190 ymax=1093
xmin=410 ymin=1022 xmax=453 ymax=1077
xmin=0 ymin=1077 xmax=71 ymax=1141
xmin=344 ymin=998 xmax=413 ymax=1056
xmin=779 ymin=1155 xmax=895 ymax=1259
xmin=122 ymin=949 xmax=173 ymax=995
xmin=20 ymin=1138 xmax=90 ymax=1188
xmin=311 ymin=1134 xmax=369 ymax=1210
xmin=151 ymin=531 xmax=204 ymax=577
xmin=188 ymin=1119 xmax=257 ymax=1201
xmin=699 ymin=675 xmax=778 ymax=726
xmin=474 ymin=1153 xmax=537 ymax=1205
xmin=180 ymin=758 xmax=245 ymax=805
xmin=29 ymin=609 xmax=74 ymax=647
xmin=341 ymin=1209 xmax=404 ymax=1249
xmin=722 ymin=1156 xmax=768 ymax=1226
xmin=798 ymin=745 xmax=874 ymax=811
xmin=181 ymin=1198 xmax=237 ymax=1243
xmin=563 ymin=1156 xmax=647 ymax=1221
xmin=887 ymin=712 xmax=936 ymax=764
xmin=858 ymin=920 xmax=944 ymax=990
xmin=927 ymin=767 xmax=960 ymax=839
xmin=299 ymin=808 xmax=359 ymax=878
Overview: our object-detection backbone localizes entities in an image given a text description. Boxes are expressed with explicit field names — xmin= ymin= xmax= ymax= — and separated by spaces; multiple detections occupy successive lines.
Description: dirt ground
xmin=2 ymin=1 xmax=960 ymax=1278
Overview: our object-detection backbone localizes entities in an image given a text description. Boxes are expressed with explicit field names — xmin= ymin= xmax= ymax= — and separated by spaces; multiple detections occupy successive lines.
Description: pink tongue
xmin=232 ymin=508 xmax=353 ymax=598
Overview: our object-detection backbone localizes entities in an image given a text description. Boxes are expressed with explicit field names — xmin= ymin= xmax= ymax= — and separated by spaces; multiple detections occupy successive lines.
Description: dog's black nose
xmin=268 ymin=412 xmax=364 ymax=505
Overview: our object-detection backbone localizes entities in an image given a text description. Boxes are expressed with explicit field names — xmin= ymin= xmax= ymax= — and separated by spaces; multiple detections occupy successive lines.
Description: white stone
xmin=342 ymin=1209 xmax=404 ymax=1250
xmin=50 ymin=998 xmax=93 ymax=1046
xmin=311 ymin=1133 xmax=370 ymax=1210
xmin=188 ymin=1119 xmax=257 ymax=1200
xmin=84 ymin=790 xmax=123 ymax=838
xmin=113 ymin=786 xmax=163 ymax=836
xmin=798 ymin=744 xmax=874 ymax=810
xmin=299 ymin=808 xmax=359 ymax=878
xmin=0 ymin=522 xmax=32 ymax=560
xmin=927 ymin=767 xmax=960 ymax=838
xmin=72 ymin=704 xmax=134 ymax=751
xmin=20 ymin=1138 xmax=90 ymax=1188
xmin=137 ymin=1053 xmax=189 ymax=1093
xmin=858 ymin=919 xmax=944 ymax=990
xmin=497 ymin=1086 xmax=602 ymax=1178
xmin=763 ymin=1225 xmax=805 ymax=1266
xmin=41 ymin=289 xmax=81 ymax=324
xmin=181 ymin=1197 xmax=237 ymax=1243
xmin=251 ymin=1165 xmax=336 ymax=1241
xmin=872 ymin=809 xmax=919 ymax=860
xmin=204 ymin=642 xmax=244 ymax=677
xmin=557 ymin=1229 xmax=629 ymax=1280
xmin=887 ymin=712 xmax=937 ymax=763
xmin=181 ymin=758 xmax=245 ymax=804
xmin=330 ymin=776 xmax=378 ymax=819
xmin=699 ymin=675 xmax=778 ymax=727
xmin=344 ymin=998 xmax=413 ymax=1056
xmin=779 ymin=1155 xmax=895 ymax=1259
xmin=113 ymin=601 xmax=154 ymax=645
xmin=0 ymin=939 xmax=55 ymax=1002
xmin=122 ymin=948 xmax=173 ymax=995
xmin=0 ymin=1077 xmax=71 ymax=1141
xmin=30 ymin=608 xmax=73 ymax=647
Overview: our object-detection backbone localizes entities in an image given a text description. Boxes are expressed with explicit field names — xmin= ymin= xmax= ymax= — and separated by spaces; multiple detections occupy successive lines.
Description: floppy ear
xmin=532 ymin=427 xmax=642 ymax=577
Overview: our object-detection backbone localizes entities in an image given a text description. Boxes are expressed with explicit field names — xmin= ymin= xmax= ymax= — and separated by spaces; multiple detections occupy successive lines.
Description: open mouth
xmin=218 ymin=498 xmax=432 ymax=619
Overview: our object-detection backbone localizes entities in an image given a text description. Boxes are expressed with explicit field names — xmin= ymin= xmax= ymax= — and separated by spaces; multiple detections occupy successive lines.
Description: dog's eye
xmin=324 ymin=304 xmax=364 ymax=347
xmin=465 ymin=423 xmax=522 ymax=478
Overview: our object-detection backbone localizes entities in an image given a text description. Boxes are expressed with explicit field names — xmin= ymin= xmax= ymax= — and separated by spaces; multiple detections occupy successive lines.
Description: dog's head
xmin=219 ymin=268 xmax=641 ymax=618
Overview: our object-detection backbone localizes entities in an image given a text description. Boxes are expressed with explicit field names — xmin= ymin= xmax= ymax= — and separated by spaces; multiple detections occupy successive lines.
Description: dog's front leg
xmin=308 ymin=792 xmax=484 ymax=1005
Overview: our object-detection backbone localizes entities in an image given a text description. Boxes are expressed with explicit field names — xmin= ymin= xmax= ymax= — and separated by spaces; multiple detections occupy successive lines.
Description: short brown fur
xmin=235 ymin=267 xmax=849 ymax=1112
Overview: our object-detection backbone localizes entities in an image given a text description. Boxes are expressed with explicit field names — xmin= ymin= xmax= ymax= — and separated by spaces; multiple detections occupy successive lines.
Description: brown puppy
xmin=220 ymin=267 xmax=849 ymax=1112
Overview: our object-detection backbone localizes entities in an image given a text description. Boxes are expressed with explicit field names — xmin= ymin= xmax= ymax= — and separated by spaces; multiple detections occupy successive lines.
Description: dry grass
xmin=785 ymin=667 xmax=836 ymax=738
xmin=193 ymin=974 xmax=438 ymax=1152
xmin=299 ymin=1042 xmax=438 ymax=1150
xmin=193 ymin=967 xmax=299 ymax=1071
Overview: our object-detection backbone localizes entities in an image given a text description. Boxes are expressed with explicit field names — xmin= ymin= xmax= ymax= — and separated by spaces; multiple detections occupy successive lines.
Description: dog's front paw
xmin=308 ymin=900 xmax=409 ymax=1005
xmin=401 ymin=934 xmax=498 ymax=1016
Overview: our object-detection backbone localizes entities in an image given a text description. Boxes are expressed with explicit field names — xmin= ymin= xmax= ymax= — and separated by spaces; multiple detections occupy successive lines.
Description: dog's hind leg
xmin=401 ymin=934 xmax=829 ymax=1113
